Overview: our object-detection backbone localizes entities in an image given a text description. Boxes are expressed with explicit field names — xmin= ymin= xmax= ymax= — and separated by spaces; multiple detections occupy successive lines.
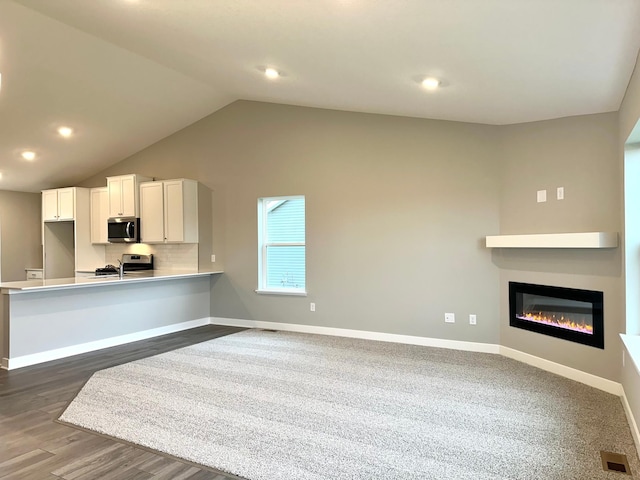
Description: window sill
xmin=255 ymin=289 xmax=307 ymax=297
xmin=621 ymin=334 xmax=640 ymax=376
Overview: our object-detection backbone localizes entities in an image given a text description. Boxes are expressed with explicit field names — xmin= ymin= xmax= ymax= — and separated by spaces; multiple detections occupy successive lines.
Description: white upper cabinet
xmin=140 ymin=179 xmax=198 ymax=244
xmin=57 ymin=188 xmax=75 ymax=219
xmin=41 ymin=187 xmax=106 ymax=278
xmin=164 ymin=180 xmax=197 ymax=242
xmin=139 ymin=182 xmax=164 ymax=243
xmin=42 ymin=187 xmax=76 ymax=221
xmin=42 ymin=190 xmax=59 ymax=221
xmin=107 ymin=174 xmax=151 ymax=217
xmin=90 ymin=187 xmax=109 ymax=244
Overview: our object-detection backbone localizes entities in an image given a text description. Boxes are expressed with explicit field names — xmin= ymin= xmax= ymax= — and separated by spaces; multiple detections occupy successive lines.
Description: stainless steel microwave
xmin=107 ymin=217 xmax=140 ymax=243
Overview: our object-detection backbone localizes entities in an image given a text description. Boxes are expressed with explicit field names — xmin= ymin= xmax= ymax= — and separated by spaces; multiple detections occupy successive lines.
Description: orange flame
xmin=518 ymin=311 xmax=593 ymax=334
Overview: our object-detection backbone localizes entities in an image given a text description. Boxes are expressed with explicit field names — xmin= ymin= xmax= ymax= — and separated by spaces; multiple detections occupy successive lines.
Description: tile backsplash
xmin=106 ymin=243 xmax=199 ymax=270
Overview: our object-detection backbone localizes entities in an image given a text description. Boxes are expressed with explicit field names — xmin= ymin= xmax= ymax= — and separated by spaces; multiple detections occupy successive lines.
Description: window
xmin=257 ymin=196 xmax=306 ymax=295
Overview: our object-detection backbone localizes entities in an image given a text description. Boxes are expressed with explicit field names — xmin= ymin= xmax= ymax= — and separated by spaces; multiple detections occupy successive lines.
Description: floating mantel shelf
xmin=485 ymin=232 xmax=618 ymax=249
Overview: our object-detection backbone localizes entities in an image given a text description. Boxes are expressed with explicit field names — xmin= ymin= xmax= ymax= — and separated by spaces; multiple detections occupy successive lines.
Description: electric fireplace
xmin=509 ymin=282 xmax=604 ymax=349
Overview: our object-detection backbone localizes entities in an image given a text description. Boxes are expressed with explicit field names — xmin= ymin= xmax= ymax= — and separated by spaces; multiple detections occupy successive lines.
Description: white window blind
xmin=257 ymin=196 xmax=306 ymax=294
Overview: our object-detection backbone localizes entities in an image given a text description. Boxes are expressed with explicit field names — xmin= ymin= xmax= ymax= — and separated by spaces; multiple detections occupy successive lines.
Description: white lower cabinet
xmin=140 ymin=179 xmax=198 ymax=244
xmin=25 ymin=269 xmax=43 ymax=279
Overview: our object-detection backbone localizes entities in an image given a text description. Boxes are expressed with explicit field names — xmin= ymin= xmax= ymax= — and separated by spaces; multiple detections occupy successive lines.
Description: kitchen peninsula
xmin=0 ymin=270 xmax=222 ymax=370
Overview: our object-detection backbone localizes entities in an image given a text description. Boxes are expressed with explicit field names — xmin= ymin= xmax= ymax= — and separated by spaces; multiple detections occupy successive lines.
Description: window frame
xmin=256 ymin=195 xmax=307 ymax=296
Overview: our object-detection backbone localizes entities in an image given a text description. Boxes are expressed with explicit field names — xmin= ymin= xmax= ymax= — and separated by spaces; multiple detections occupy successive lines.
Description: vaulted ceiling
xmin=1 ymin=0 xmax=639 ymax=192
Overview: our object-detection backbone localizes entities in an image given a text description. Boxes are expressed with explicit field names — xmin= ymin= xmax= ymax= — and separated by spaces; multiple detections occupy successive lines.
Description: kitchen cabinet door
xmin=164 ymin=180 xmax=185 ymax=242
xmin=107 ymin=174 xmax=151 ymax=217
xmin=107 ymin=176 xmax=124 ymax=217
xmin=57 ymin=188 xmax=75 ymax=220
xmin=139 ymin=182 xmax=165 ymax=243
xmin=42 ymin=190 xmax=59 ymax=221
xmin=139 ymin=179 xmax=198 ymax=244
xmin=90 ymin=187 xmax=109 ymax=244
xmin=42 ymin=188 xmax=75 ymax=221
xmin=26 ymin=269 xmax=43 ymax=279
xmin=164 ymin=179 xmax=198 ymax=243
xmin=120 ymin=176 xmax=136 ymax=217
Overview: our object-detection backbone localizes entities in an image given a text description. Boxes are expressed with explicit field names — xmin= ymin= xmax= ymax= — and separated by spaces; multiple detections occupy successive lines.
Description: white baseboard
xmin=2 ymin=318 xmax=210 ymax=370
xmin=3 ymin=314 xmax=623 ymax=401
xmin=621 ymin=386 xmax=640 ymax=455
xmin=499 ymin=346 xmax=622 ymax=395
xmin=210 ymin=317 xmax=501 ymax=353
xmin=211 ymin=317 xmax=623 ymax=396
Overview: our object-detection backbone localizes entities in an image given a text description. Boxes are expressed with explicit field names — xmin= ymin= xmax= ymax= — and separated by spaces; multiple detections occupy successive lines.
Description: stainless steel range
xmin=95 ymin=254 xmax=154 ymax=276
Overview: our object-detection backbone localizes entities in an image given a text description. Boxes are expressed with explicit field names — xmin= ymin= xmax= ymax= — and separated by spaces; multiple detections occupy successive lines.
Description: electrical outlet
xmin=444 ymin=313 xmax=455 ymax=323
xmin=210 ymin=254 xmax=216 ymax=262
xmin=310 ymin=303 xmax=315 ymax=312
xmin=469 ymin=314 xmax=477 ymax=325
xmin=556 ymin=187 xmax=564 ymax=200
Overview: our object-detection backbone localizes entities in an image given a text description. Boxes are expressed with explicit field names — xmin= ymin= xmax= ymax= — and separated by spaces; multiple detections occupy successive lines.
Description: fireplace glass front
xmin=509 ymin=282 xmax=604 ymax=349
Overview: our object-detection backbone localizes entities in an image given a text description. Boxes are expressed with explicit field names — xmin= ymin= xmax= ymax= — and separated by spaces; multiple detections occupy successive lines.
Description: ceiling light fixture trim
xmin=58 ymin=126 xmax=74 ymax=137
xmin=421 ymin=77 xmax=441 ymax=90
xmin=21 ymin=151 xmax=36 ymax=161
xmin=265 ymin=67 xmax=280 ymax=79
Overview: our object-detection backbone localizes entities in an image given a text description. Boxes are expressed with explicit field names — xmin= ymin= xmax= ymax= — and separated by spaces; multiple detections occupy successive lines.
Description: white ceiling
xmin=1 ymin=0 xmax=640 ymax=192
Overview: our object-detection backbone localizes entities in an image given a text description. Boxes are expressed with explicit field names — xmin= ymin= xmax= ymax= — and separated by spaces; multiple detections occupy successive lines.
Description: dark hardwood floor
xmin=0 ymin=325 xmax=247 ymax=480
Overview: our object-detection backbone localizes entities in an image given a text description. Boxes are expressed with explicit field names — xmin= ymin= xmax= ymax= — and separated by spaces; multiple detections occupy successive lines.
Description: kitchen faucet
xmin=117 ymin=259 xmax=124 ymax=279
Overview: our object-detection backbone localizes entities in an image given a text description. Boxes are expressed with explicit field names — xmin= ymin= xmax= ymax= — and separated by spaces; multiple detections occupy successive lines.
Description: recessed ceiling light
xmin=421 ymin=77 xmax=441 ymax=90
xmin=21 ymin=151 xmax=36 ymax=161
xmin=58 ymin=126 xmax=73 ymax=137
xmin=265 ymin=68 xmax=280 ymax=79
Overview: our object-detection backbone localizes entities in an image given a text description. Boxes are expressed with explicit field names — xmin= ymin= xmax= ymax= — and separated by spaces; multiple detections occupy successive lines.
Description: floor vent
xmin=601 ymin=451 xmax=631 ymax=475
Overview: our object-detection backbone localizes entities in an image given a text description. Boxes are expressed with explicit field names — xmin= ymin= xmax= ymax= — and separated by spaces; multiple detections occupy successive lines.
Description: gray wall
xmin=620 ymin=51 xmax=640 ymax=142
xmin=81 ymin=100 xmax=626 ymax=381
xmin=621 ymin=51 xmax=640 ymax=431
xmin=496 ymin=113 xmax=622 ymax=381
xmin=83 ymin=101 xmax=502 ymax=344
xmin=0 ymin=190 xmax=42 ymax=281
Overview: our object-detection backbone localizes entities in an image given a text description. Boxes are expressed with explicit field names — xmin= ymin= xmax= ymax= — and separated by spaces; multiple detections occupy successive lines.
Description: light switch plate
xmin=537 ymin=190 xmax=547 ymax=203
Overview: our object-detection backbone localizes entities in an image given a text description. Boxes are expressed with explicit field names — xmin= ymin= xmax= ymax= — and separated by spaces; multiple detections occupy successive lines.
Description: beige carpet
xmin=60 ymin=329 xmax=638 ymax=479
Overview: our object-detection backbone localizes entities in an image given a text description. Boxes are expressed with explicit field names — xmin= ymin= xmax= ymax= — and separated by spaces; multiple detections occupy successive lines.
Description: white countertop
xmin=0 ymin=269 xmax=223 ymax=294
